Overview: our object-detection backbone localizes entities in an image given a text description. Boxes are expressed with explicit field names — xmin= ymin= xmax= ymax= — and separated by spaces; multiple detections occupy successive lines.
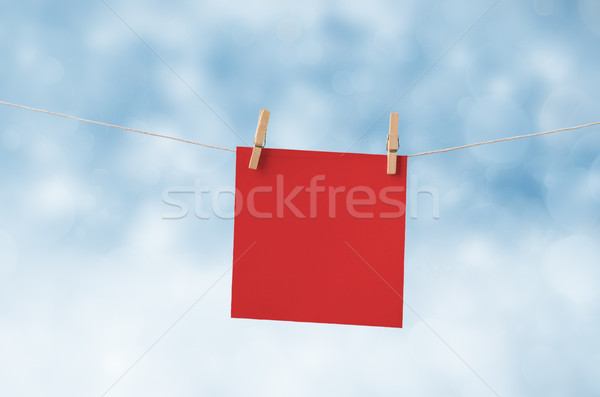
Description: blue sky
xmin=1 ymin=0 xmax=600 ymax=395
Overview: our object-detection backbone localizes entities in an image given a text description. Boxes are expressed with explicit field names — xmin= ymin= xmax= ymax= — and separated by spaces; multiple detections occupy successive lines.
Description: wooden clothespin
xmin=249 ymin=109 xmax=270 ymax=170
xmin=386 ymin=112 xmax=399 ymax=174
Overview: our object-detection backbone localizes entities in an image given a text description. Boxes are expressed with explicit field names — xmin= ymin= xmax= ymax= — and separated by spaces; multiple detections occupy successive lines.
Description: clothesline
xmin=2 ymin=100 xmax=599 ymax=157
xmin=0 ymin=100 xmax=235 ymax=152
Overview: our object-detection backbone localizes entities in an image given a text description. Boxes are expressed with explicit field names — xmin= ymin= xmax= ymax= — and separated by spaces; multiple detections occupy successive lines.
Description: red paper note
xmin=231 ymin=147 xmax=407 ymax=328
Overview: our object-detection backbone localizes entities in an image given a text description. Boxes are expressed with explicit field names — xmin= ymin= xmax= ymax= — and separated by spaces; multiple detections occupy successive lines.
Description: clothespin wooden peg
xmin=249 ymin=109 xmax=270 ymax=170
xmin=386 ymin=112 xmax=399 ymax=175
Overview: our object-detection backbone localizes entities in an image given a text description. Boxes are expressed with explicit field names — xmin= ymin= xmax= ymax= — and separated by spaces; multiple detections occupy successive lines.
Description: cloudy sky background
xmin=1 ymin=0 xmax=600 ymax=395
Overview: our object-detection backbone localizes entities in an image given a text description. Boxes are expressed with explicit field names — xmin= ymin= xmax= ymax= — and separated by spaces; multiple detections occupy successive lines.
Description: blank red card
xmin=231 ymin=147 xmax=407 ymax=328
